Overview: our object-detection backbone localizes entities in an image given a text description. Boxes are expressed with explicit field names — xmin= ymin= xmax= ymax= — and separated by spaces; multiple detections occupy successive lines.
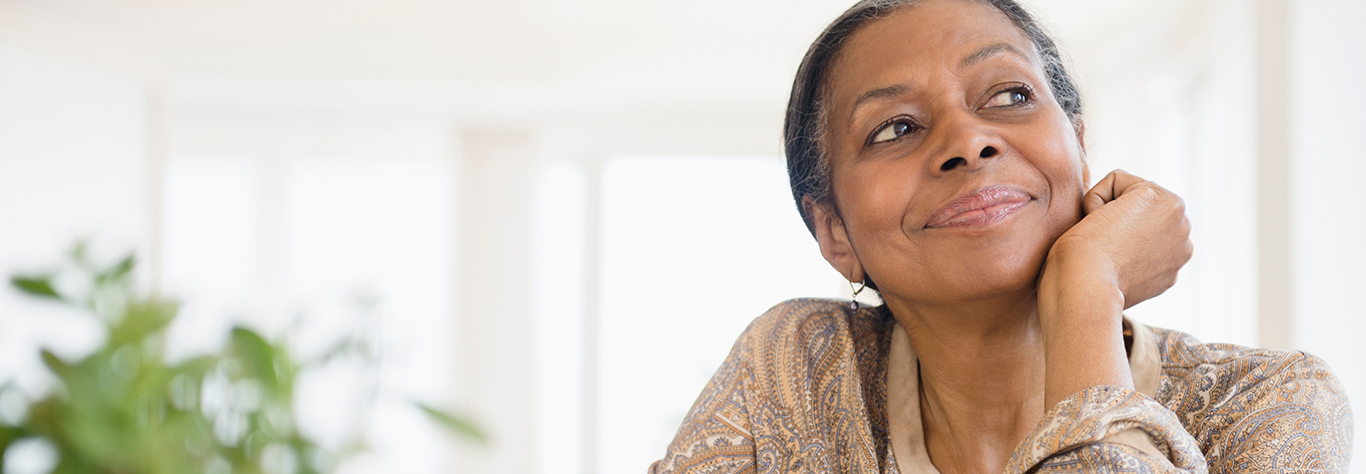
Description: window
xmin=161 ymin=153 xmax=457 ymax=474
xmin=594 ymin=155 xmax=844 ymax=472
xmin=530 ymin=162 xmax=588 ymax=474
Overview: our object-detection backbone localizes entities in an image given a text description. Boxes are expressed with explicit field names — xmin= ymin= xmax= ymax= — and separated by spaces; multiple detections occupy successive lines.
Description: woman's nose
xmin=936 ymin=145 xmax=999 ymax=172
xmin=928 ymin=116 xmax=1003 ymax=175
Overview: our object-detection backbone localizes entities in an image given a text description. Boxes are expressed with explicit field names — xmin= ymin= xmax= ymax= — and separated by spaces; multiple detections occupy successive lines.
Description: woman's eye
xmin=984 ymin=89 xmax=1029 ymax=108
xmin=870 ymin=120 xmax=916 ymax=144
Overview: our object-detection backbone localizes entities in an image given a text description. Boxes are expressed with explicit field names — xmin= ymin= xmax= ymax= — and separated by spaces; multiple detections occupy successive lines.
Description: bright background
xmin=0 ymin=0 xmax=1362 ymax=472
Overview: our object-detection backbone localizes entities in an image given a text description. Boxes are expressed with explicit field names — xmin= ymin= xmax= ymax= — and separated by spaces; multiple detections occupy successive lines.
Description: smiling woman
xmin=650 ymin=0 xmax=1352 ymax=473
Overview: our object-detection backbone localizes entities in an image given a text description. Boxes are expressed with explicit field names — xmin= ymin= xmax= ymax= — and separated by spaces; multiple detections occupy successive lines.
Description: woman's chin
xmin=879 ymin=245 xmax=1050 ymax=306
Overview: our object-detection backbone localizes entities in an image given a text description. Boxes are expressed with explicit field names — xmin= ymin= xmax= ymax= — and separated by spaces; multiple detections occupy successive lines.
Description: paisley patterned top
xmin=649 ymin=298 xmax=1353 ymax=473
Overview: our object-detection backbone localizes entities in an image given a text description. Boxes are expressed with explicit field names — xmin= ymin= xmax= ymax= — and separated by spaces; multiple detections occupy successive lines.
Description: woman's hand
xmin=1054 ymin=170 xmax=1194 ymax=309
xmin=1037 ymin=170 xmax=1193 ymax=408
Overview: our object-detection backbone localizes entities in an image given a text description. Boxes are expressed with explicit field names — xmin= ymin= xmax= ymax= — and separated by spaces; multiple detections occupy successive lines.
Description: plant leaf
xmin=69 ymin=240 xmax=88 ymax=262
xmin=416 ymin=403 xmax=486 ymax=445
xmin=0 ymin=426 xmax=29 ymax=470
xmin=0 ymin=426 xmax=26 ymax=445
xmin=230 ymin=327 xmax=279 ymax=390
xmin=112 ymin=300 xmax=178 ymax=345
xmin=40 ymin=350 xmax=71 ymax=377
xmin=11 ymin=276 xmax=60 ymax=300
xmin=172 ymin=355 xmax=219 ymax=378
xmin=301 ymin=338 xmax=363 ymax=368
xmin=98 ymin=255 xmax=135 ymax=284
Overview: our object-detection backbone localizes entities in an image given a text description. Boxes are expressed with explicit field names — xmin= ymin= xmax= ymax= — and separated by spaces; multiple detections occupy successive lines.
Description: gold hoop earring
xmin=849 ymin=279 xmax=866 ymax=311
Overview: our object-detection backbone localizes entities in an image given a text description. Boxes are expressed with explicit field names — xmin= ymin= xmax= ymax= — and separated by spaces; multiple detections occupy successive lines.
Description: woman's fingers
xmin=1063 ymin=169 xmax=1194 ymax=309
xmin=1082 ymin=170 xmax=1151 ymax=215
xmin=1082 ymin=174 xmax=1111 ymax=215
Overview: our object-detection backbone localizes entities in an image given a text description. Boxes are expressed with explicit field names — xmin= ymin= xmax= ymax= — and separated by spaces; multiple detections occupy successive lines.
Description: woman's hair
xmin=784 ymin=0 xmax=1083 ymax=234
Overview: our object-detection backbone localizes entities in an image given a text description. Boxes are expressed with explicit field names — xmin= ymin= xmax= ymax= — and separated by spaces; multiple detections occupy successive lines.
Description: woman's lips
xmin=925 ymin=185 xmax=1032 ymax=229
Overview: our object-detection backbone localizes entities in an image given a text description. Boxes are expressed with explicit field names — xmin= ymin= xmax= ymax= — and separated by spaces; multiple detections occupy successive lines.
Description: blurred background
xmin=0 ymin=0 xmax=1362 ymax=472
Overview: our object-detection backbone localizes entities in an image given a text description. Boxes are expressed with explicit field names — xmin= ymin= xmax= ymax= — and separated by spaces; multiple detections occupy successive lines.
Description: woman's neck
xmin=888 ymin=293 xmax=1048 ymax=474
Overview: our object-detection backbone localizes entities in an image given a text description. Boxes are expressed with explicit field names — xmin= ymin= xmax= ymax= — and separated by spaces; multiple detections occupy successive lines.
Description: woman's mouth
xmin=924 ymin=185 xmax=1032 ymax=229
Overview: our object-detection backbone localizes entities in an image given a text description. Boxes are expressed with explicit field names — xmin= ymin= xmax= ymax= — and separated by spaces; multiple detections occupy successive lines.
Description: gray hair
xmin=783 ymin=0 xmax=1083 ymax=234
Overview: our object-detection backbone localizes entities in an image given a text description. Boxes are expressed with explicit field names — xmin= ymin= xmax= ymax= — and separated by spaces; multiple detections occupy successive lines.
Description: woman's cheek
xmin=1028 ymin=128 xmax=1087 ymax=223
xmin=850 ymin=162 xmax=916 ymax=228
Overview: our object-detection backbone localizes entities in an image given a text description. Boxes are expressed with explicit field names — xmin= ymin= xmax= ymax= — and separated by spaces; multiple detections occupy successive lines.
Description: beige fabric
xmin=886 ymin=323 xmax=940 ymax=474
xmin=1116 ymin=318 xmax=1167 ymax=459
xmin=1127 ymin=318 xmax=1162 ymax=399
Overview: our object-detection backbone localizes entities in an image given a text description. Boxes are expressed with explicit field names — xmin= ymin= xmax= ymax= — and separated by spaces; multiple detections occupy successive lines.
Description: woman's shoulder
xmin=737 ymin=298 xmax=892 ymax=349
xmin=1148 ymin=325 xmax=1343 ymax=390
xmin=1146 ymin=325 xmax=1353 ymax=470
xmin=727 ymin=298 xmax=893 ymax=379
xmin=652 ymin=300 xmax=896 ymax=472
xmin=749 ymin=297 xmax=891 ymax=328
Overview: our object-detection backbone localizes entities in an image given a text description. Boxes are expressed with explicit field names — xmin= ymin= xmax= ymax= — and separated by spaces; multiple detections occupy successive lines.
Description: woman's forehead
xmin=827 ymin=0 xmax=1036 ymax=108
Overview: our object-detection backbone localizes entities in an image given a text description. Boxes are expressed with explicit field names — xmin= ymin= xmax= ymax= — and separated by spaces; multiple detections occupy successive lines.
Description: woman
xmin=651 ymin=0 xmax=1352 ymax=473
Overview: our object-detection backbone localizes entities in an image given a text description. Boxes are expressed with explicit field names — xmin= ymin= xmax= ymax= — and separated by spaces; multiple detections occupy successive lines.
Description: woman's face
xmin=816 ymin=0 xmax=1087 ymax=309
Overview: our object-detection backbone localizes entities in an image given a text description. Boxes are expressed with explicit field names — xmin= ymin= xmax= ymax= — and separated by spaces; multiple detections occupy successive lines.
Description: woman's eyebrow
xmin=962 ymin=42 xmax=1026 ymax=67
xmin=849 ymin=84 xmax=911 ymax=124
xmin=845 ymin=43 xmax=1025 ymax=124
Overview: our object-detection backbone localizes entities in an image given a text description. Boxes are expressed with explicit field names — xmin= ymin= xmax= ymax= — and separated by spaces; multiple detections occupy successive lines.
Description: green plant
xmin=0 ymin=244 xmax=482 ymax=474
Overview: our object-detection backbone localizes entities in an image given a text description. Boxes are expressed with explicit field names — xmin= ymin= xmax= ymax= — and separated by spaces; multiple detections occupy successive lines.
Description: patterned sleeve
xmin=649 ymin=327 xmax=759 ymax=474
xmin=1006 ymin=385 xmax=1209 ymax=473
xmin=1007 ymin=350 xmax=1355 ymax=473
xmin=1198 ymin=351 xmax=1353 ymax=473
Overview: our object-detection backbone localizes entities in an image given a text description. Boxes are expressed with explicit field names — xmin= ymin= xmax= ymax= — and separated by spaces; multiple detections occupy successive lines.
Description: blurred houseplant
xmin=0 ymin=244 xmax=481 ymax=474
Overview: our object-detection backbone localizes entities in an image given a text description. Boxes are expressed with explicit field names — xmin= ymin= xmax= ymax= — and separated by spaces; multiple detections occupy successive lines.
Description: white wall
xmin=1291 ymin=0 xmax=1366 ymax=463
xmin=0 ymin=44 xmax=150 ymax=395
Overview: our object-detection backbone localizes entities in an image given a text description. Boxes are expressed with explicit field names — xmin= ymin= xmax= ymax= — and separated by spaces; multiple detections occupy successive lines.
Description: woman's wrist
xmin=1038 ymin=239 xmax=1124 ymax=325
xmin=1038 ymin=239 xmax=1133 ymax=408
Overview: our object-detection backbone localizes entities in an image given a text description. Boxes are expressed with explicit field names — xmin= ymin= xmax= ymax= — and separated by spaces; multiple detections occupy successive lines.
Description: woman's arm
xmin=649 ymin=338 xmax=758 ymax=474
xmin=1008 ymin=385 xmax=1208 ymax=472
xmin=1037 ymin=246 xmax=1133 ymax=410
xmin=1024 ymin=170 xmax=1205 ymax=471
xmin=1010 ymin=342 xmax=1355 ymax=473
xmin=651 ymin=300 xmax=891 ymax=474
xmin=1166 ymin=341 xmax=1353 ymax=472
xmin=1038 ymin=170 xmax=1192 ymax=409
xmin=1025 ymin=170 xmax=1354 ymax=471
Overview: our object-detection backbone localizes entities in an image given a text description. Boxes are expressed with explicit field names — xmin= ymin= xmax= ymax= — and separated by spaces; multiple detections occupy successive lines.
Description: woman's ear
xmin=1074 ymin=117 xmax=1086 ymax=153
xmin=1074 ymin=117 xmax=1090 ymax=185
xmin=804 ymin=196 xmax=865 ymax=283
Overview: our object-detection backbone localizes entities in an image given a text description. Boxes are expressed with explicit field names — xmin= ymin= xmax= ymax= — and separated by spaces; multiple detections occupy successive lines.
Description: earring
xmin=849 ymin=279 xmax=866 ymax=311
